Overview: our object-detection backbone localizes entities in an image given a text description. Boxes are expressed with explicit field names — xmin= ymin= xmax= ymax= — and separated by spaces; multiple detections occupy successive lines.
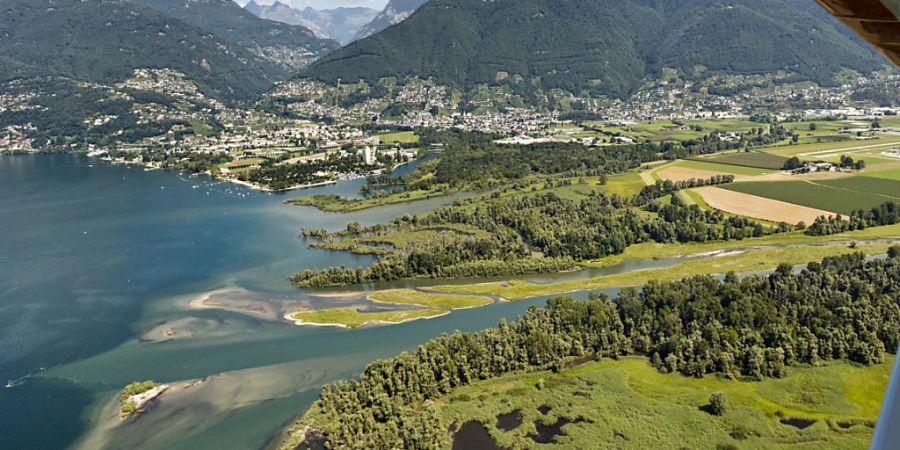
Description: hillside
xmin=354 ymin=0 xmax=427 ymax=40
xmin=311 ymin=0 xmax=884 ymax=98
xmin=127 ymin=0 xmax=339 ymax=70
xmin=0 ymin=0 xmax=280 ymax=101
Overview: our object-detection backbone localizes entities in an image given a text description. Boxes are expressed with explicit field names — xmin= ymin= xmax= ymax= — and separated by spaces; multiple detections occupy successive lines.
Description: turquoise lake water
xmin=1 ymin=154 xmax=622 ymax=450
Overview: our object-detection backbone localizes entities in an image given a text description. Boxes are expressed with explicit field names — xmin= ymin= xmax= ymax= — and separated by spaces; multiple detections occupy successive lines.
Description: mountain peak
xmin=354 ymin=0 xmax=428 ymax=40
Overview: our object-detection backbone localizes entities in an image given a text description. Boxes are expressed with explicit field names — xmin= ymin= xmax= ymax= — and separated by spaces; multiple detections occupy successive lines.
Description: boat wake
xmin=5 ymin=374 xmax=32 ymax=389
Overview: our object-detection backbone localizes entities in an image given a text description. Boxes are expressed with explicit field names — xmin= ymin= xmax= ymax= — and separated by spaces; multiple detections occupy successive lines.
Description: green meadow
xmin=435 ymin=356 xmax=890 ymax=449
xmin=377 ymin=131 xmax=420 ymax=144
xmin=369 ymin=289 xmax=493 ymax=310
xmin=289 ymin=308 xmax=446 ymax=329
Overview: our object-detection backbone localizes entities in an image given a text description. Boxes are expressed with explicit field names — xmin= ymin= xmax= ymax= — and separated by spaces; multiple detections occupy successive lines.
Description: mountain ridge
xmin=0 ymin=0 xmax=282 ymax=101
xmin=354 ymin=0 xmax=428 ymax=41
xmin=127 ymin=0 xmax=339 ymax=71
xmin=310 ymin=0 xmax=884 ymax=98
xmin=244 ymin=1 xmax=378 ymax=45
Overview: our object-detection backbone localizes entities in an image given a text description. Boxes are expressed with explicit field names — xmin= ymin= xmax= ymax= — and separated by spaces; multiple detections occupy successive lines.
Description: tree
xmin=709 ymin=392 xmax=728 ymax=416
xmin=808 ymin=123 xmax=817 ymax=131
xmin=889 ymin=245 xmax=900 ymax=259
xmin=783 ymin=157 xmax=801 ymax=170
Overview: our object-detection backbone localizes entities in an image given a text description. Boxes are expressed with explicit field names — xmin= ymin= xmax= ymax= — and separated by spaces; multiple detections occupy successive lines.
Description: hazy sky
xmin=239 ymin=0 xmax=389 ymax=9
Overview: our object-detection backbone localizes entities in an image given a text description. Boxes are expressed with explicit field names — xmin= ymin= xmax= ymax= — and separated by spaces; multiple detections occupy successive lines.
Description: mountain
xmin=311 ymin=0 xmax=884 ymax=99
xmin=244 ymin=1 xmax=378 ymax=45
xmin=0 ymin=0 xmax=280 ymax=101
xmin=300 ymin=7 xmax=379 ymax=45
xmin=243 ymin=1 xmax=331 ymax=40
xmin=354 ymin=0 xmax=427 ymax=40
xmin=244 ymin=0 xmax=263 ymax=14
xmin=126 ymin=0 xmax=339 ymax=71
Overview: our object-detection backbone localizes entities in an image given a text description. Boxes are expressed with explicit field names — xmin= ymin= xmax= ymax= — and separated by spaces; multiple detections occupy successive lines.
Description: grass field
xmin=588 ymin=224 xmax=900 ymax=266
xmin=587 ymin=119 xmax=759 ymax=143
xmin=868 ymin=167 xmax=900 ymax=181
xmin=369 ymin=289 xmax=493 ymax=310
xmin=430 ymin=243 xmax=893 ymax=301
xmin=377 ymin=131 xmax=419 ymax=144
xmin=599 ymin=172 xmax=647 ymax=197
xmin=703 ymin=151 xmax=789 ymax=170
xmin=435 ymin=356 xmax=889 ymax=449
xmin=673 ymin=159 xmax=772 ymax=176
xmin=289 ymin=308 xmax=446 ymax=329
xmin=723 ymin=179 xmax=897 ymax=215
xmin=818 ymin=177 xmax=900 ymax=200
xmin=763 ymin=135 xmax=900 ymax=158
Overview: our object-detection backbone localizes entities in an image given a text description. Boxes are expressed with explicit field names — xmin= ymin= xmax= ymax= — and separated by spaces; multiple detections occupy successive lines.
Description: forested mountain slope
xmin=310 ymin=0 xmax=883 ymax=98
xmin=0 ymin=0 xmax=279 ymax=101
xmin=127 ymin=0 xmax=339 ymax=71
xmin=353 ymin=0 xmax=428 ymax=40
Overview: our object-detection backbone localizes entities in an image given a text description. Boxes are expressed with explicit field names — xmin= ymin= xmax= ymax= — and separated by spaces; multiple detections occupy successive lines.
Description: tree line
xmin=293 ymin=185 xmax=787 ymax=287
xmin=634 ymin=175 xmax=735 ymax=206
xmin=287 ymin=251 xmax=900 ymax=449
xmin=806 ymin=202 xmax=900 ymax=236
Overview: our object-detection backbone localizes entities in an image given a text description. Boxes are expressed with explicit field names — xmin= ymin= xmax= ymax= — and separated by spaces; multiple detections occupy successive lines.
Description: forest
xmin=806 ymin=202 xmax=900 ymax=236
xmin=242 ymin=153 xmax=370 ymax=191
xmin=293 ymin=178 xmax=789 ymax=287
xmin=286 ymin=250 xmax=900 ymax=449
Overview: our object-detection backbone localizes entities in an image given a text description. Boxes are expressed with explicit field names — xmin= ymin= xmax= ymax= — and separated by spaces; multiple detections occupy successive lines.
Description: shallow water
xmin=0 ymin=153 xmax=754 ymax=450
xmin=496 ymin=410 xmax=523 ymax=432
xmin=452 ymin=421 xmax=503 ymax=450
xmin=0 ymin=154 xmax=632 ymax=450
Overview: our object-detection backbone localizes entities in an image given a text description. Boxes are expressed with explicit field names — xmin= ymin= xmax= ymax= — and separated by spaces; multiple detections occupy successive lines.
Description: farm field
xmin=435 ymin=356 xmax=889 ymax=450
xmin=377 ymin=131 xmax=419 ymax=144
xmin=868 ymin=167 xmax=900 ymax=181
xmin=818 ymin=177 xmax=900 ymax=200
xmin=692 ymin=186 xmax=833 ymax=224
xmin=700 ymin=151 xmax=789 ymax=170
xmin=660 ymin=159 xmax=772 ymax=177
xmin=588 ymin=119 xmax=758 ymax=142
xmin=723 ymin=179 xmax=898 ymax=215
xmin=764 ymin=135 xmax=900 ymax=158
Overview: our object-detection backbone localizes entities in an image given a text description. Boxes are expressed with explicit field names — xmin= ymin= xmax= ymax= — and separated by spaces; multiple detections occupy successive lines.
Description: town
xmin=2 ymin=67 xmax=900 ymax=192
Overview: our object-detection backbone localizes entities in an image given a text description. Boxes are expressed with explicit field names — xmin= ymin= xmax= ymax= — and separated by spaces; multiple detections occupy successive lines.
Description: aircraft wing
xmin=815 ymin=0 xmax=900 ymax=66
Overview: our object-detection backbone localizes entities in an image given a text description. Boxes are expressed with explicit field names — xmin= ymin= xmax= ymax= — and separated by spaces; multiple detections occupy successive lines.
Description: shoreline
xmin=186 ymin=287 xmax=276 ymax=320
xmin=223 ymin=177 xmax=338 ymax=193
xmin=282 ymin=310 xmax=452 ymax=329
xmin=94 ymin=154 xmax=343 ymax=193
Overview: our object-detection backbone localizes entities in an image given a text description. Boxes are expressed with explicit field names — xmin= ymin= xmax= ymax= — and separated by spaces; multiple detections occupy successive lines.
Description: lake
xmin=0 ymin=154 xmax=616 ymax=450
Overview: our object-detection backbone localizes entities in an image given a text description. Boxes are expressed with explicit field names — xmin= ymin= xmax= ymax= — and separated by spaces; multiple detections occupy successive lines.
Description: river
xmin=0 ymin=154 xmax=659 ymax=450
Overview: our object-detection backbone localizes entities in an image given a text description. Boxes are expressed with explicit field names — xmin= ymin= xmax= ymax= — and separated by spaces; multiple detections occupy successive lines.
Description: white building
xmin=359 ymin=146 xmax=377 ymax=165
